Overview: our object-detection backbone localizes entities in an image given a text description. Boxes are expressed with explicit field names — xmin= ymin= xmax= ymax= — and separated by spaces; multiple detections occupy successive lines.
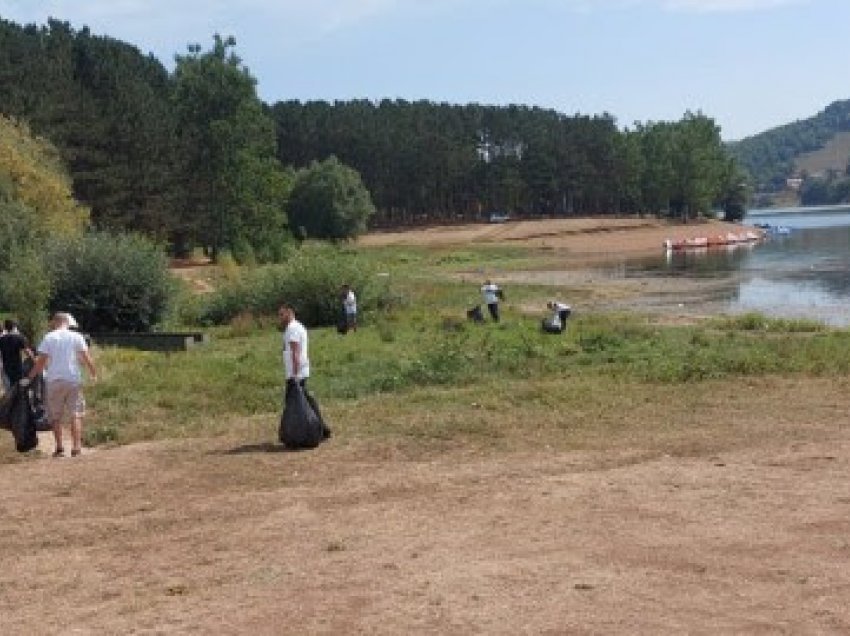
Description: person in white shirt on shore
xmin=341 ymin=284 xmax=357 ymax=333
xmin=480 ymin=280 xmax=502 ymax=322
xmin=278 ymin=303 xmax=331 ymax=440
xmin=26 ymin=312 xmax=97 ymax=457
xmin=542 ymin=300 xmax=571 ymax=334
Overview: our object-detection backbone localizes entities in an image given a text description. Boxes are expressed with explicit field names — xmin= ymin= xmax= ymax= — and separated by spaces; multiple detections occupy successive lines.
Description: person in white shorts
xmin=26 ymin=312 xmax=97 ymax=458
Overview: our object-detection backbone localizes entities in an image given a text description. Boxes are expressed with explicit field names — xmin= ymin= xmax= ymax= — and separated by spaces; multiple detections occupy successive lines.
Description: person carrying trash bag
xmin=26 ymin=312 xmax=97 ymax=458
xmin=541 ymin=300 xmax=572 ymax=334
xmin=277 ymin=303 xmax=331 ymax=449
xmin=0 ymin=379 xmax=39 ymax=453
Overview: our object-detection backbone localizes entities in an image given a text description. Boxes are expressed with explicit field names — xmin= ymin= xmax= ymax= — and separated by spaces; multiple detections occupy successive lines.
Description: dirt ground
xmin=5 ymin=218 xmax=850 ymax=634
xmin=3 ymin=378 xmax=850 ymax=634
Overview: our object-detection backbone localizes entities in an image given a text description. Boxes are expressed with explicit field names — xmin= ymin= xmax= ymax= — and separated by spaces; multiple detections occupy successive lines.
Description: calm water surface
xmin=620 ymin=206 xmax=850 ymax=326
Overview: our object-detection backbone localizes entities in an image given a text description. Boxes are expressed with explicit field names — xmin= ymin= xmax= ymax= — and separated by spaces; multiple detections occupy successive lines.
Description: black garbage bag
xmin=541 ymin=317 xmax=563 ymax=334
xmin=337 ymin=308 xmax=349 ymax=334
xmin=31 ymin=394 xmax=50 ymax=432
xmin=467 ymin=305 xmax=485 ymax=323
xmin=0 ymin=382 xmax=39 ymax=452
xmin=21 ymin=359 xmax=49 ymax=431
xmin=279 ymin=382 xmax=324 ymax=449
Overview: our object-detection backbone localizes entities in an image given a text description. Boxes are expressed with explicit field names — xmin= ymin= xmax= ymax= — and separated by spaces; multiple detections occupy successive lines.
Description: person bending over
xmin=541 ymin=300 xmax=571 ymax=334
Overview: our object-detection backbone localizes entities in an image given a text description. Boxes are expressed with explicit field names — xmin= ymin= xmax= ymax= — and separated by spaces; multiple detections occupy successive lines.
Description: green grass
xmin=6 ymin=242 xmax=848 ymax=455
xmin=78 ymin=299 xmax=850 ymax=449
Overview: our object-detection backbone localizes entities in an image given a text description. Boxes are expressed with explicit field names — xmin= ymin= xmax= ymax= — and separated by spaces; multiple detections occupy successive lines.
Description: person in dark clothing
xmin=0 ymin=319 xmax=31 ymax=389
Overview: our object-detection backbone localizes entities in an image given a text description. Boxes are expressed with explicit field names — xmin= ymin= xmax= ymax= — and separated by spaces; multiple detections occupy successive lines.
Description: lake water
xmin=623 ymin=205 xmax=850 ymax=326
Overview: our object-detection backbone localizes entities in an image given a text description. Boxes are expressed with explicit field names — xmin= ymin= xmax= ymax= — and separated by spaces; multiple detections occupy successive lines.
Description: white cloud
xmin=660 ymin=0 xmax=805 ymax=12
xmin=542 ymin=0 xmax=806 ymax=11
xmin=0 ymin=0 xmax=413 ymax=55
xmin=0 ymin=0 xmax=807 ymax=36
xmin=0 ymin=0 xmax=399 ymax=32
xmin=0 ymin=0 xmax=811 ymax=57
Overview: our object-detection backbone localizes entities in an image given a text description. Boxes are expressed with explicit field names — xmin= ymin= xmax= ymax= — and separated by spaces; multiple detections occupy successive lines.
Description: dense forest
xmin=1 ymin=17 xmax=746 ymax=260
xmin=272 ymin=101 xmax=746 ymax=227
xmin=728 ymin=99 xmax=850 ymax=205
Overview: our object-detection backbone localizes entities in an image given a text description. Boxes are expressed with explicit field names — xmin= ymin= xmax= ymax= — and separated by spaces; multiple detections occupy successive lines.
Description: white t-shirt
xmin=481 ymin=283 xmax=500 ymax=305
xmin=343 ymin=290 xmax=357 ymax=315
xmin=37 ymin=327 xmax=89 ymax=384
xmin=553 ymin=301 xmax=570 ymax=314
xmin=282 ymin=319 xmax=310 ymax=380
xmin=551 ymin=302 xmax=571 ymax=327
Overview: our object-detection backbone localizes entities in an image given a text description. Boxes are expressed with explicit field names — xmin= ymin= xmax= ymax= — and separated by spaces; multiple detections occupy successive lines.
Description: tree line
xmin=273 ymin=100 xmax=746 ymax=225
xmin=1 ymin=18 xmax=747 ymax=263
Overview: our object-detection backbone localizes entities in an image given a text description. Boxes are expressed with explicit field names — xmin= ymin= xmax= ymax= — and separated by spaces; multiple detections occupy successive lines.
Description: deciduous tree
xmin=287 ymin=156 xmax=375 ymax=241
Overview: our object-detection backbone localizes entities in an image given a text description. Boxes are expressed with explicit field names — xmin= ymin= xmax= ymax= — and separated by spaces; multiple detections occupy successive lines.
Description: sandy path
xmin=3 ymin=378 xmax=850 ymax=634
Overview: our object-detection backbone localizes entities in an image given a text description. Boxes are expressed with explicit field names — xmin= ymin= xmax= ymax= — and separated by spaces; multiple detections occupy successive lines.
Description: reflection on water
xmin=617 ymin=207 xmax=850 ymax=326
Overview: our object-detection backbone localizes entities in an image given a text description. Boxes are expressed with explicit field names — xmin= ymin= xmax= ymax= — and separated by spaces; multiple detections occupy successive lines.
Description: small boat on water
xmin=663 ymin=230 xmax=761 ymax=251
xmin=753 ymin=222 xmax=792 ymax=235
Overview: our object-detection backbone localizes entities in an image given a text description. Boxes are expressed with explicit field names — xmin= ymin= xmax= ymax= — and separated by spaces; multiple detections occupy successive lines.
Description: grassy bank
xmin=78 ymin=306 xmax=847 ymax=447
xmin=4 ymin=242 xmax=850 ymax=463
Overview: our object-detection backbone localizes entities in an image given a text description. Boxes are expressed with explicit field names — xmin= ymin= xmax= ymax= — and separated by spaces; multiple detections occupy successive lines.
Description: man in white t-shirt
xmin=26 ymin=312 xmax=97 ymax=457
xmin=542 ymin=300 xmax=571 ymax=334
xmin=480 ymin=280 xmax=502 ymax=322
xmin=277 ymin=303 xmax=331 ymax=439
xmin=341 ymin=284 xmax=357 ymax=333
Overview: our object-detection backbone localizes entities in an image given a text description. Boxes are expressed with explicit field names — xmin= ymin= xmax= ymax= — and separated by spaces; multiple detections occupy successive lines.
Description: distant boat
xmin=664 ymin=230 xmax=761 ymax=251
xmin=753 ymin=222 xmax=791 ymax=235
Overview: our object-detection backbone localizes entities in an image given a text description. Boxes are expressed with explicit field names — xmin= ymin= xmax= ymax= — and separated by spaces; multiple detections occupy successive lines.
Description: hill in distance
xmin=728 ymin=99 xmax=850 ymax=207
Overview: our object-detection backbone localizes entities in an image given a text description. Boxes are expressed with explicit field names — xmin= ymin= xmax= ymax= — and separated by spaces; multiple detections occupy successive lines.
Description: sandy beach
xmin=363 ymin=216 xmax=760 ymax=322
xmin=360 ymin=216 xmax=755 ymax=261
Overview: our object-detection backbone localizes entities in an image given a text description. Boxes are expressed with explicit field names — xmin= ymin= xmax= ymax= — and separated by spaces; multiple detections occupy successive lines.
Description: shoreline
xmin=360 ymin=216 xmax=757 ymax=260
xmin=362 ymin=216 xmax=765 ymax=324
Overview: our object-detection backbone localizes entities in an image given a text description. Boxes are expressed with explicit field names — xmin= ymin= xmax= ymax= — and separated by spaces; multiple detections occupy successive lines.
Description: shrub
xmin=0 ymin=246 xmax=51 ymax=341
xmin=710 ymin=312 xmax=826 ymax=333
xmin=46 ymin=233 xmax=175 ymax=332
xmin=200 ymin=244 xmax=390 ymax=327
xmin=0 ymin=115 xmax=88 ymax=237
xmin=287 ymin=156 xmax=375 ymax=242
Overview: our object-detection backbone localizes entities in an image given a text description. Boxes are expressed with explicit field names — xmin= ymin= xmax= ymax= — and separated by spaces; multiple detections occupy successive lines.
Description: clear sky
xmin=0 ymin=0 xmax=846 ymax=140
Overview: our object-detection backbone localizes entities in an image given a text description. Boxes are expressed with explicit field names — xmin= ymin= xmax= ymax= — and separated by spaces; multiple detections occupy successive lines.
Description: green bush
xmin=200 ymin=244 xmax=392 ymax=327
xmin=46 ymin=233 xmax=175 ymax=332
xmin=287 ymin=156 xmax=375 ymax=242
xmin=0 ymin=246 xmax=50 ymax=341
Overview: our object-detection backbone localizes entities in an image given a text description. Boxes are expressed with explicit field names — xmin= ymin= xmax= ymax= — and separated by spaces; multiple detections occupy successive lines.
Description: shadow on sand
xmin=217 ymin=442 xmax=311 ymax=455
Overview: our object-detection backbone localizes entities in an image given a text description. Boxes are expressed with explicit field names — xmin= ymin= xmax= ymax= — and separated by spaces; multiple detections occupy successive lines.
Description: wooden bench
xmin=89 ymin=332 xmax=209 ymax=352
